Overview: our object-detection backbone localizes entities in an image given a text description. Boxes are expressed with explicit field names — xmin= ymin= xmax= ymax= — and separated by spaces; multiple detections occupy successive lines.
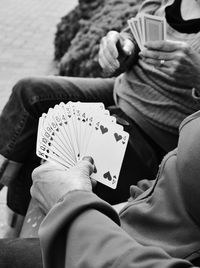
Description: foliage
xmin=54 ymin=0 xmax=143 ymax=77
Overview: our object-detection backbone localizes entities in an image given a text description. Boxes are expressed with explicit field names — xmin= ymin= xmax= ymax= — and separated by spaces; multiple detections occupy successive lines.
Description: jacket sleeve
xmin=39 ymin=190 xmax=198 ymax=268
xmin=177 ymin=113 xmax=200 ymax=226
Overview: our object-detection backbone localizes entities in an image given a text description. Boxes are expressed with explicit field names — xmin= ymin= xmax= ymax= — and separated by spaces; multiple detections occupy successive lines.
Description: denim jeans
xmin=0 ymin=76 xmax=165 ymax=215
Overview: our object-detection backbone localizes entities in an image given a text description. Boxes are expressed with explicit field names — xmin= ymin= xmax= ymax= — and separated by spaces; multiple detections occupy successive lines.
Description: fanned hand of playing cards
xmin=128 ymin=13 xmax=166 ymax=50
xmin=36 ymin=102 xmax=129 ymax=189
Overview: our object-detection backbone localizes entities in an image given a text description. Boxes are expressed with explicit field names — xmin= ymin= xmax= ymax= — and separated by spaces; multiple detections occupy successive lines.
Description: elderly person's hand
xmin=140 ymin=40 xmax=200 ymax=89
xmin=98 ymin=30 xmax=137 ymax=75
xmin=31 ymin=157 xmax=95 ymax=214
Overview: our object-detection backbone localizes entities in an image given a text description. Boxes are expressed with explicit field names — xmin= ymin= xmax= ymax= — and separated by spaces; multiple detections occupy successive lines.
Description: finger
xmin=82 ymin=156 xmax=94 ymax=164
xmin=98 ymin=48 xmax=119 ymax=73
xmin=82 ymin=156 xmax=97 ymax=173
xmin=142 ymin=56 xmax=169 ymax=68
xmin=144 ymin=40 xmax=186 ymax=52
xmin=139 ymin=49 xmax=175 ymax=61
xmin=119 ymin=37 xmax=134 ymax=56
xmin=156 ymin=65 xmax=174 ymax=76
xmin=99 ymin=37 xmax=120 ymax=70
xmin=78 ymin=156 xmax=95 ymax=175
xmin=106 ymin=31 xmax=121 ymax=58
xmin=90 ymin=178 xmax=97 ymax=188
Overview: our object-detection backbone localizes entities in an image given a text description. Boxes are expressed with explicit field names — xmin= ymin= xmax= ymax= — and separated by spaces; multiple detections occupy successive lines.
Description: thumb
xmin=77 ymin=156 xmax=95 ymax=176
xmin=119 ymin=37 xmax=134 ymax=56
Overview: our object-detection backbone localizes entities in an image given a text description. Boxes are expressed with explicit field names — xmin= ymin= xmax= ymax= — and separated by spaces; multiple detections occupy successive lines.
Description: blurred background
xmin=0 ymin=0 xmax=78 ymax=236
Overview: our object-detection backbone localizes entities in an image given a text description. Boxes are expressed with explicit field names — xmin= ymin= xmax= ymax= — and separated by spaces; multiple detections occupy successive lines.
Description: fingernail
xmin=82 ymin=156 xmax=94 ymax=164
xmin=93 ymin=166 xmax=97 ymax=173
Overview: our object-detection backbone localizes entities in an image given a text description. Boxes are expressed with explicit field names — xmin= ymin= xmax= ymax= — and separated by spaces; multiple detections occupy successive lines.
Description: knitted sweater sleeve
xmin=39 ymin=190 xmax=197 ymax=268
xmin=139 ymin=0 xmax=162 ymax=14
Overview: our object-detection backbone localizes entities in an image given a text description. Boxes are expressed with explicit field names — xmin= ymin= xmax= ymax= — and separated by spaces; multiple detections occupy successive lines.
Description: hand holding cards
xmin=36 ymin=102 xmax=129 ymax=189
xmin=128 ymin=13 xmax=166 ymax=50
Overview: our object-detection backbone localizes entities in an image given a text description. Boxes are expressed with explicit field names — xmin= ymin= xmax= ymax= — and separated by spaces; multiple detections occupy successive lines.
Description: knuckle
xmin=174 ymin=52 xmax=184 ymax=64
xmin=168 ymin=68 xmax=175 ymax=76
xmin=170 ymin=62 xmax=179 ymax=74
xmin=180 ymin=42 xmax=189 ymax=53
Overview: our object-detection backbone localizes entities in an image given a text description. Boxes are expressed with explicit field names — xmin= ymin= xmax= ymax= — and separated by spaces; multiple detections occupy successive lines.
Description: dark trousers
xmin=0 ymin=238 xmax=42 ymax=268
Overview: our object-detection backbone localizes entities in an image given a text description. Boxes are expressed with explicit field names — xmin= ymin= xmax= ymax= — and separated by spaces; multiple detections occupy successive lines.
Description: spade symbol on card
xmin=100 ymin=125 xmax=108 ymax=134
xmin=103 ymin=171 xmax=112 ymax=181
xmin=114 ymin=133 xmax=122 ymax=142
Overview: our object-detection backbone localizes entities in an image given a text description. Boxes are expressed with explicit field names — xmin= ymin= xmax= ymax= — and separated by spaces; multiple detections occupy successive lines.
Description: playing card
xmin=85 ymin=117 xmax=129 ymax=189
xmin=36 ymin=116 xmax=72 ymax=168
xmin=36 ymin=102 xmax=129 ymax=189
xmin=44 ymin=107 xmax=76 ymax=163
xmin=142 ymin=13 xmax=166 ymax=43
xmin=128 ymin=13 xmax=166 ymax=50
xmin=128 ymin=18 xmax=143 ymax=50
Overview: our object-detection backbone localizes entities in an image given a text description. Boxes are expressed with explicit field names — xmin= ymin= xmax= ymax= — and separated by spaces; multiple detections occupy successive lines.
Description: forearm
xmin=39 ymin=190 xmax=196 ymax=268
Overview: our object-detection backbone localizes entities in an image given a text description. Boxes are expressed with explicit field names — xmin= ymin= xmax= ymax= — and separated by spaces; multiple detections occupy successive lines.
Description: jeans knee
xmin=12 ymin=77 xmax=41 ymax=101
xmin=12 ymin=77 xmax=44 ymax=105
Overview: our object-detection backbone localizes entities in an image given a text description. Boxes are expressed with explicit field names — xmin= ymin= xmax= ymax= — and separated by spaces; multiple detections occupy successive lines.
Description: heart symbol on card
xmin=103 ymin=171 xmax=112 ymax=181
xmin=114 ymin=133 xmax=122 ymax=142
xmin=100 ymin=125 xmax=108 ymax=134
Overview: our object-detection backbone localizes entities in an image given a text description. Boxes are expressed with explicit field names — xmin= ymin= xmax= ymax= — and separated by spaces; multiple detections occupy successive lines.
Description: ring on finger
xmin=159 ymin=59 xmax=165 ymax=67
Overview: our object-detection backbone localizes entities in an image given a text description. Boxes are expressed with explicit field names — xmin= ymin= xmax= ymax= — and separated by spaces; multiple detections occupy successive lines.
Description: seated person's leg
xmin=3 ymin=151 xmax=41 ymax=238
xmin=0 ymin=238 xmax=42 ymax=268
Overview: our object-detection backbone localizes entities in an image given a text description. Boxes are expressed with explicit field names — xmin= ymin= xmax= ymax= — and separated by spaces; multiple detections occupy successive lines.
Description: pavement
xmin=0 ymin=0 xmax=78 ymax=237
